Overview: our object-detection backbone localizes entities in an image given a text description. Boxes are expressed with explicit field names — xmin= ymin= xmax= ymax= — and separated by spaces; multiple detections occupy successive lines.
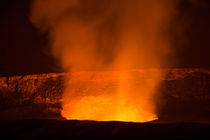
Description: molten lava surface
xmin=62 ymin=95 xmax=158 ymax=122
xmin=61 ymin=70 xmax=160 ymax=122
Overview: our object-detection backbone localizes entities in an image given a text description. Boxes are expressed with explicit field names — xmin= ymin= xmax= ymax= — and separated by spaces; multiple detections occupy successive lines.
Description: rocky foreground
xmin=0 ymin=68 xmax=210 ymax=122
xmin=0 ymin=120 xmax=210 ymax=139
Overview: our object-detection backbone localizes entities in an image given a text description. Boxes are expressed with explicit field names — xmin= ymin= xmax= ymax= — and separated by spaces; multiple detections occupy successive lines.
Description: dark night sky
xmin=0 ymin=0 xmax=210 ymax=76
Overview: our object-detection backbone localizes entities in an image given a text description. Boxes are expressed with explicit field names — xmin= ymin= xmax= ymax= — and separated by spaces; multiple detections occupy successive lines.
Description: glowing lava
xmin=61 ymin=95 xmax=158 ymax=122
xmin=61 ymin=70 xmax=160 ymax=122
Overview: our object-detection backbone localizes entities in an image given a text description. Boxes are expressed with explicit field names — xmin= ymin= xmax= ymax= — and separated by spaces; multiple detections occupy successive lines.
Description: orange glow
xmin=62 ymin=95 xmax=157 ymax=122
xmin=30 ymin=0 xmax=177 ymax=122
xmin=61 ymin=70 xmax=160 ymax=122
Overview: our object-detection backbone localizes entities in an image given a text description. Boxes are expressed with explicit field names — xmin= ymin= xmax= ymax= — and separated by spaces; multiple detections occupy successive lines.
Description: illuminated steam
xmin=30 ymin=0 xmax=178 ymax=122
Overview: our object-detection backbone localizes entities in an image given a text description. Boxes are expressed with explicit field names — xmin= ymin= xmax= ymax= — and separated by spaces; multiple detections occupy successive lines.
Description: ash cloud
xmin=30 ymin=0 xmax=180 ymax=71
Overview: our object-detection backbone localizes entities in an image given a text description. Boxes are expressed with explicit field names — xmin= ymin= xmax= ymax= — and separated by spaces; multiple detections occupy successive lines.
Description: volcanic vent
xmin=0 ymin=68 xmax=210 ymax=123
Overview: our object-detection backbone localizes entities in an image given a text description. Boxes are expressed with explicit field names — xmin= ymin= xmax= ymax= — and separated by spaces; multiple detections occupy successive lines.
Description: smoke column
xmin=30 ymin=0 xmax=178 ymax=122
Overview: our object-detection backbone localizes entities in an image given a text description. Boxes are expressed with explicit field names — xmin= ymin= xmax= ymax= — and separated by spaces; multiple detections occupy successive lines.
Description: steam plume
xmin=30 ymin=0 xmax=179 ymax=122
